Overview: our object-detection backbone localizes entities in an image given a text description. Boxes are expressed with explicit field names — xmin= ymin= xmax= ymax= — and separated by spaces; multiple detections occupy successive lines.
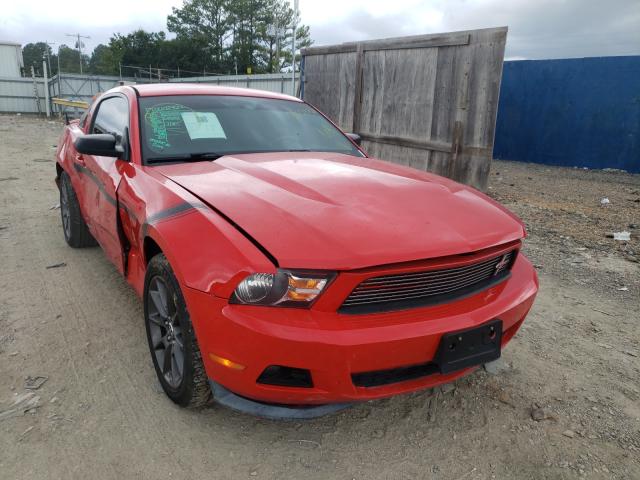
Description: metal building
xmin=0 ymin=41 xmax=24 ymax=77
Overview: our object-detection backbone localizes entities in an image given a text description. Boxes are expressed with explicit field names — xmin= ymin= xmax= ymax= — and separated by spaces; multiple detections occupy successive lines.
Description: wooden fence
xmin=301 ymin=27 xmax=508 ymax=190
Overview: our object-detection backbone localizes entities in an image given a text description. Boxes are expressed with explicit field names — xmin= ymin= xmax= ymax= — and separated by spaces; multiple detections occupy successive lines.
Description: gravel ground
xmin=0 ymin=115 xmax=638 ymax=480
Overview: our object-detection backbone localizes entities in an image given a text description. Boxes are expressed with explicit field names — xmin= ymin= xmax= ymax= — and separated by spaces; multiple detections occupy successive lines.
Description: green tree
xmin=167 ymin=0 xmax=231 ymax=72
xmin=262 ymin=1 xmax=312 ymax=73
xmin=108 ymin=30 xmax=167 ymax=77
xmin=109 ymin=30 xmax=165 ymax=66
xmin=22 ymin=42 xmax=54 ymax=76
xmin=167 ymin=0 xmax=312 ymax=74
xmin=161 ymin=37 xmax=211 ymax=76
xmin=227 ymin=0 xmax=263 ymax=73
xmin=279 ymin=24 xmax=313 ymax=72
xmin=89 ymin=44 xmax=119 ymax=75
xmin=57 ymin=45 xmax=87 ymax=74
xmin=22 ymin=0 xmax=313 ymax=79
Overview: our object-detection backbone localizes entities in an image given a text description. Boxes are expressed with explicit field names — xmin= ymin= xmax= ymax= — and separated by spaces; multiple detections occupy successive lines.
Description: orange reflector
xmin=209 ymin=353 xmax=246 ymax=371
xmin=285 ymin=275 xmax=328 ymax=302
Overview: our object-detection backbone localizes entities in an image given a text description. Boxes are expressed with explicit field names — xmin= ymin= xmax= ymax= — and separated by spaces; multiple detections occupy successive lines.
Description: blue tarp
xmin=494 ymin=56 xmax=640 ymax=173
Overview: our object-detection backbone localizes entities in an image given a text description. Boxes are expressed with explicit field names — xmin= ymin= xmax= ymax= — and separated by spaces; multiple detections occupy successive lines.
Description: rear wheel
xmin=144 ymin=253 xmax=211 ymax=408
xmin=59 ymin=171 xmax=97 ymax=248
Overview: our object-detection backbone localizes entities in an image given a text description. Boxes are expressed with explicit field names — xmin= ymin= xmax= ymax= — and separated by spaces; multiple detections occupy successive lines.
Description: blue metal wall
xmin=494 ymin=56 xmax=640 ymax=173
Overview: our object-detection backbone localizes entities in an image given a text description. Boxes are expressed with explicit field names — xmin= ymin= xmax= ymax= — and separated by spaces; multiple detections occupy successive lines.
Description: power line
xmin=65 ymin=33 xmax=90 ymax=74
xmin=119 ymin=64 xmax=224 ymax=78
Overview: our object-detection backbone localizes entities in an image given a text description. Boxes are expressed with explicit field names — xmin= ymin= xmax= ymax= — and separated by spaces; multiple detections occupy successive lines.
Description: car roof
xmin=129 ymin=83 xmax=302 ymax=102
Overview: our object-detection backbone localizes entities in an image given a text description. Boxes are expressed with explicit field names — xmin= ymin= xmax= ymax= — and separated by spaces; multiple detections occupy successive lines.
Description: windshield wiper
xmin=146 ymin=152 xmax=225 ymax=164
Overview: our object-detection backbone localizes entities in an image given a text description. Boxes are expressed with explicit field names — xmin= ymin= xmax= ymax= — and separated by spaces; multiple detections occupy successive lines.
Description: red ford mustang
xmin=55 ymin=84 xmax=538 ymax=418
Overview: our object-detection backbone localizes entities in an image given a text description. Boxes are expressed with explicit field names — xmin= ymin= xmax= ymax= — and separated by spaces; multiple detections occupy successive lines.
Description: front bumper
xmin=184 ymin=253 xmax=538 ymax=406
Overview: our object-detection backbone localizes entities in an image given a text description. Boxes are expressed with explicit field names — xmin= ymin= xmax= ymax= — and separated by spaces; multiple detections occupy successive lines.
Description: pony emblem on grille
xmin=494 ymin=254 xmax=511 ymax=275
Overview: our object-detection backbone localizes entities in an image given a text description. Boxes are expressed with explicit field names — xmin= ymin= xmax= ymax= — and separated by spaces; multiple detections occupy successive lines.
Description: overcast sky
xmin=1 ymin=0 xmax=638 ymax=60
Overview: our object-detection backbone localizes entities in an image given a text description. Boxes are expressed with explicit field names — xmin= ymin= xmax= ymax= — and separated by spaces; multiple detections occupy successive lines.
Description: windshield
xmin=138 ymin=95 xmax=362 ymax=162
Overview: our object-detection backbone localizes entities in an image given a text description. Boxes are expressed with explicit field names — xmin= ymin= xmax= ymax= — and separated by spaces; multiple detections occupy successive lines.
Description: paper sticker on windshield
xmin=181 ymin=112 xmax=227 ymax=140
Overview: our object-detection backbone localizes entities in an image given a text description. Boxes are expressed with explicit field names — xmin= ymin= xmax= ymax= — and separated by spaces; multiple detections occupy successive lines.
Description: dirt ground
xmin=0 ymin=115 xmax=638 ymax=480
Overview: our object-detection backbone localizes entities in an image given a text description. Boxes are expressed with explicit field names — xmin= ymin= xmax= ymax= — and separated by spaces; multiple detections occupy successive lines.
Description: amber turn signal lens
xmin=209 ymin=353 xmax=245 ymax=371
xmin=285 ymin=275 xmax=328 ymax=302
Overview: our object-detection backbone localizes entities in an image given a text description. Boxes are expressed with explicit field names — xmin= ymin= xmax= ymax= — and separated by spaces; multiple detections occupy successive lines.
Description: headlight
xmin=231 ymin=270 xmax=333 ymax=307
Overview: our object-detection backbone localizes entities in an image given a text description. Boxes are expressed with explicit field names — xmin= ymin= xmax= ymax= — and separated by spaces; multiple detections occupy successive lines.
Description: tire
xmin=144 ymin=253 xmax=212 ymax=408
xmin=59 ymin=171 xmax=97 ymax=248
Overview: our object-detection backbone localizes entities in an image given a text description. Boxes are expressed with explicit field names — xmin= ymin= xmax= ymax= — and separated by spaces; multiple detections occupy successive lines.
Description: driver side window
xmin=92 ymin=96 xmax=129 ymax=140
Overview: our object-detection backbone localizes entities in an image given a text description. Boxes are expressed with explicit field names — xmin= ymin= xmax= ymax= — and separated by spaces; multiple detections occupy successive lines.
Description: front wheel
xmin=144 ymin=253 xmax=212 ymax=408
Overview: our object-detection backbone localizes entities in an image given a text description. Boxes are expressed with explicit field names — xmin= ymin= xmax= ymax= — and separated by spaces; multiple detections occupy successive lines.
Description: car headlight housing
xmin=230 ymin=270 xmax=333 ymax=307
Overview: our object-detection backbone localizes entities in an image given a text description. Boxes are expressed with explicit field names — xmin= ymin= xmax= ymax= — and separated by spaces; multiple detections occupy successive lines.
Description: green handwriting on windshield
xmin=144 ymin=103 xmax=193 ymax=151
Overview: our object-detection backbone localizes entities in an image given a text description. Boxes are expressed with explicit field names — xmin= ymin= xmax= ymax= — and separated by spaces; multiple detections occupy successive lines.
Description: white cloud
xmin=0 ymin=0 xmax=638 ymax=59
xmin=0 ymin=0 xmax=182 ymax=51
xmin=299 ymin=0 xmax=640 ymax=58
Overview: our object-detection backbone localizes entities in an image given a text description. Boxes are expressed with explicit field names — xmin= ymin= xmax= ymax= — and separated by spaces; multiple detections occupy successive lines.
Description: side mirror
xmin=74 ymin=134 xmax=124 ymax=158
xmin=345 ymin=133 xmax=362 ymax=146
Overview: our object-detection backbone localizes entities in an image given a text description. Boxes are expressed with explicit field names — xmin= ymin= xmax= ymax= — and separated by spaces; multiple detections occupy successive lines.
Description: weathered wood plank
xmin=358 ymin=49 xmax=385 ymax=136
xmin=362 ymin=141 xmax=433 ymax=172
xmin=302 ymin=26 xmax=508 ymax=190
xmin=359 ymin=133 xmax=452 ymax=153
xmin=303 ymin=52 xmax=356 ymax=130
xmin=359 ymin=48 xmax=438 ymax=140
xmin=458 ymin=28 xmax=508 ymax=189
xmin=302 ymin=30 xmax=472 ymax=56
xmin=301 ymin=43 xmax=358 ymax=56
xmin=448 ymin=120 xmax=463 ymax=179
xmin=362 ymin=34 xmax=469 ymax=52
xmin=352 ymin=43 xmax=365 ymax=132
xmin=427 ymin=43 xmax=457 ymax=176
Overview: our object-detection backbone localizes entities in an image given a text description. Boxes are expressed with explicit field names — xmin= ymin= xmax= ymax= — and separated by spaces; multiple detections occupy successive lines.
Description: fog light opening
xmin=257 ymin=365 xmax=313 ymax=388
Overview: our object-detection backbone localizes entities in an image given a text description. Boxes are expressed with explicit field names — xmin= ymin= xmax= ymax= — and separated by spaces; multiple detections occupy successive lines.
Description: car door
xmin=82 ymin=95 xmax=129 ymax=273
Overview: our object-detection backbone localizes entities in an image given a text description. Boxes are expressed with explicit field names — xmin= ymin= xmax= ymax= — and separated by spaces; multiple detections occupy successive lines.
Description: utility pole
xmin=66 ymin=33 xmax=90 ymax=74
xmin=44 ymin=41 xmax=55 ymax=77
xmin=56 ymin=45 xmax=62 ymax=100
xmin=42 ymin=60 xmax=50 ymax=117
xmin=291 ymin=0 xmax=298 ymax=96
xmin=57 ymin=46 xmax=61 ymax=77
xmin=267 ymin=24 xmax=284 ymax=73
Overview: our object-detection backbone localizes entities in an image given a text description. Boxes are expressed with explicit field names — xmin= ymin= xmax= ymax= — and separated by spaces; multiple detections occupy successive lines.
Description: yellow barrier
xmin=52 ymin=98 xmax=90 ymax=109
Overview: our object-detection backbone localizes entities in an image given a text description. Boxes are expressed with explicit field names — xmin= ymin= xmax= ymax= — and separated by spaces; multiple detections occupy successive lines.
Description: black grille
xmin=340 ymin=251 xmax=515 ymax=314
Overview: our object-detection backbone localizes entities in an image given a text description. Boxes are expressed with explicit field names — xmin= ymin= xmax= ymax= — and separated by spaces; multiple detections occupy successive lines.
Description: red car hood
xmin=155 ymin=152 xmax=524 ymax=270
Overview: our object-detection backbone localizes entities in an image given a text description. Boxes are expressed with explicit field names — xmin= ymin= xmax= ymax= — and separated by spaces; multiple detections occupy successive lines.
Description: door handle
xmin=75 ymin=153 xmax=85 ymax=165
